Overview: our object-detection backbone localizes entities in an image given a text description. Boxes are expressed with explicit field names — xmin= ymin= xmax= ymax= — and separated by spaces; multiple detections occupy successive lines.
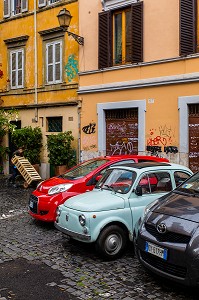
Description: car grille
xmin=29 ymin=194 xmax=38 ymax=214
xmin=140 ymin=250 xmax=187 ymax=278
xmin=145 ymin=223 xmax=191 ymax=244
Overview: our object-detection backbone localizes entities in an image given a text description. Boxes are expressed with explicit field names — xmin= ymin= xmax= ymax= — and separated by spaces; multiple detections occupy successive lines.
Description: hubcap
xmin=105 ymin=233 xmax=122 ymax=255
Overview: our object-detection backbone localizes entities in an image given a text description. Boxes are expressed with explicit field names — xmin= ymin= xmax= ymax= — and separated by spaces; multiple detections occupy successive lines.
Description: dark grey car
xmin=136 ymin=171 xmax=199 ymax=287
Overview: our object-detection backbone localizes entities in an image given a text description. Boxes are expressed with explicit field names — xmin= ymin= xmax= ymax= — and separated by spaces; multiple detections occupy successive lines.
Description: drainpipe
xmin=34 ymin=0 xmax=38 ymax=122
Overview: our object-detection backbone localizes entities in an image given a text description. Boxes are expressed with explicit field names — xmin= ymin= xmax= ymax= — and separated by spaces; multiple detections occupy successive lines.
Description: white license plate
xmin=145 ymin=241 xmax=168 ymax=260
xmin=29 ymin=201 xmax=34 ymax=208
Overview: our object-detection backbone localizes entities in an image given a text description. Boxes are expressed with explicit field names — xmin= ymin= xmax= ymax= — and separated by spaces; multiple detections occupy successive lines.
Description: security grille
xmin=47 ymin=117 xmax=62 ymax=132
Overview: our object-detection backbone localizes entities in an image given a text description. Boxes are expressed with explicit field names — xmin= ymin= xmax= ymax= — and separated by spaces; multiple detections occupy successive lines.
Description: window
xmin=46 ymin=40 xmax=62 ymax=84
xmin=38 ymin=0 xmax=60 ymax=8
xmin=98 ymin=2 xmax=143 ymax=69
xmin=174 ymin=171 xmax=190 ymax=187
xmin=4 ymin=0 xmax=28 ymax=17
xmin=113 ymin=9 xmax=132 ymax=65
xmin=10 ymin=49 xmax=24 ymax=89
xmin=138 ymin=172 xmax=172 ymax=194
xmin=48 ymin=0 xmax=60 ymax=4
xmin=47 ymin=117 xmax=62 ymax=132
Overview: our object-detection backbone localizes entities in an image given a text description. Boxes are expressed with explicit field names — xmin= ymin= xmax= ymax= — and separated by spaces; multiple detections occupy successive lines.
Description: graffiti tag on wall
xmin=147 ymin=125 xmax=176 ymax=146
xmin=65 ymin=54 xmax=78 ymax=82
xmin=82 ymin=123 xmax=96 ymax=134
xmin=110 ymin=140 xmax=134 ymax=155
xmin=82 ymin=135 xmax=97 ymax=151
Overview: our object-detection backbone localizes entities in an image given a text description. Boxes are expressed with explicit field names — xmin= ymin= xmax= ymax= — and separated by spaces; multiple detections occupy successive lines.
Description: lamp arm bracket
xmin=67 ymin=31 xmax=84 ymax=45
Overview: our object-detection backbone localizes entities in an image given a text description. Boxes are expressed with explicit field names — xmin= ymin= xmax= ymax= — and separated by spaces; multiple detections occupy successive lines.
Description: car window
xmin=61 ymin=159 xmax=109 ymax=179
xmin=96 ymin=169 xmax=136 ymax=194
xmin=174 ymin=171 xmax=190 ymax=187
xmin=111 ymin=159 xmax=136 ymax=166
xmin=138 ymin=172 xmax=172 ymax=194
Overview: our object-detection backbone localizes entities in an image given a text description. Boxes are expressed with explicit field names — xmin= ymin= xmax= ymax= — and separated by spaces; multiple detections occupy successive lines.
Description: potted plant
xmin=11 ymin=126 xmax=43 ymax=172
xmin=47 ymin=131 xmax=76 ymax=175
xmin=0 ymin=109 xmax=18 ymax=173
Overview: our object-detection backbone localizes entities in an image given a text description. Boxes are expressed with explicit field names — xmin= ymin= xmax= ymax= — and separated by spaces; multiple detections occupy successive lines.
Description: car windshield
xmin=175 ymin=172 xmax=199 ymax=196
xmin=96 ymin=168 xmax=136 ymax=194
xmin=61 ymin=159 xmax=109 ymax=180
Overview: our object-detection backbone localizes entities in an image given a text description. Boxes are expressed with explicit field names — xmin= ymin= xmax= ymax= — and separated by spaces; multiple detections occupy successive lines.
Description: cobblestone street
xmin=0 ymin=175 xmax=197 ymax=300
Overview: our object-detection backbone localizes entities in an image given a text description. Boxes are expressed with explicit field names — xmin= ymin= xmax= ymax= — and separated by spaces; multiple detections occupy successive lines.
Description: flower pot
xmin=33 ymin=164 xmax=40 ymax=174
xmin=55 ymin=165 xmax=67 ymax=176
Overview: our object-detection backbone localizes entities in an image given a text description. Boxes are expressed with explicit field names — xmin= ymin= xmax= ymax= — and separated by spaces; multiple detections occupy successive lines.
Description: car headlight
xmin=37 ymin=180 xmax=44 ymax=190
xmin=56 ymin=206 xmax=62 ymax=217
xmin=143 ymin=199 xmax=159 ymax=220
xmin=79 ymin=214 xmax=86 ymax=226
xmin=48 ymin=184 xmax=73 ymax=195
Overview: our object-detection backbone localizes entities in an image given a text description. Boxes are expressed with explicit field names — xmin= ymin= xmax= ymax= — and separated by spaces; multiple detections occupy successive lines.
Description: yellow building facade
xmin=78 ymin=0 xmax=199 ymax=172
xmin=0 ymin=0 xmax=81 ymax=178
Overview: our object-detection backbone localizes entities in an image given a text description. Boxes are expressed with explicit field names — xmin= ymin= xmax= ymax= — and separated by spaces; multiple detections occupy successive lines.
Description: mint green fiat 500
xmin=55 ymin=162 xmax=192 ymax=260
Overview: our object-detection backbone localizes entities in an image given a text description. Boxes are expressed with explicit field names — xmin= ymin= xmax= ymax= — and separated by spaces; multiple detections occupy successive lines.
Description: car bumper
xmin=28 ymin=192 xmax=61 ymax=222
xmin=54 ymin=222 xmax=91 ymax=241
xmin=137 ymin=233 xmax=199 ymax=287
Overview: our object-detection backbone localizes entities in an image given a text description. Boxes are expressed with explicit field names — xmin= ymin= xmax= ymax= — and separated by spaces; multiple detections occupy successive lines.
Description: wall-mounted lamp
xmin=57 ymin=8 xmax=84 ymax=45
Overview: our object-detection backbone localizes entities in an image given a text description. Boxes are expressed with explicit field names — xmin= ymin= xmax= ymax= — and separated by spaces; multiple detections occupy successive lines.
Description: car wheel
xmin=95 ymin=225 xmax=127 ymax=260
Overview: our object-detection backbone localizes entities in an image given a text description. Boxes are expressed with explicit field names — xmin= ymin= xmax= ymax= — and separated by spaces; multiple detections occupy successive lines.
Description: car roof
xmin=92 ymin=155 xmax=169 ymax=162
xmin=109 ymin=161 xmax=192 ymax=172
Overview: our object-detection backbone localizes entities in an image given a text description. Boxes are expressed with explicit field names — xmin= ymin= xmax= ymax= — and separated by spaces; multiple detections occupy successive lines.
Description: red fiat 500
xmin=28 ymin=155 xmax=169 ymax=222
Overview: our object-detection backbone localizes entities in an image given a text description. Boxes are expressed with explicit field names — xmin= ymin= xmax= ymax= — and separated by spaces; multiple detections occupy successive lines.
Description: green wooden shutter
xmin=180 ymin=0 xmax=197 ymax=56
xmin=98 ymin=11 xmax=112 ymax=69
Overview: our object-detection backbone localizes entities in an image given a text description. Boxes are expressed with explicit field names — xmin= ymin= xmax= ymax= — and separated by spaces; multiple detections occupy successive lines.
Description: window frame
xmin=46 ymin=116 xmax=63 ymax=132
xmin=98 ymin=1 xmax=143 ymax=69
xmin=9 ymin=48 xmax=24 ymax=89
xmin=113 ymin=7 xmax=132 ymax=65
xmin=45 ymin=39 xmax=63 ymax=85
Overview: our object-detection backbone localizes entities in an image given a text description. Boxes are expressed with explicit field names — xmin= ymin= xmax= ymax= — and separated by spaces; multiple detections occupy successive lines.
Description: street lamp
xmin=57 ymin=8 xmax=84 ymax=45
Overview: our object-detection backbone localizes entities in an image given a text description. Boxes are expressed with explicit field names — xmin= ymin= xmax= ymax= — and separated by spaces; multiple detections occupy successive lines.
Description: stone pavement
xmin=0 ymin=175 xmax=197 ymax=299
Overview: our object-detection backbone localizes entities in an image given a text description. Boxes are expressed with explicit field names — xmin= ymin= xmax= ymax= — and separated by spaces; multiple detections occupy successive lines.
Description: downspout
xmin=34 ymin=0 xmax=38 ymax=122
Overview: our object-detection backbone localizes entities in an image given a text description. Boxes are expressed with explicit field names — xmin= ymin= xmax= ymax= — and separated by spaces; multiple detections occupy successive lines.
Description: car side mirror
xmin=95 ymin=175 xmax=102 ymax=182
xmin=135 ymin=185 xmax=143 ymax=196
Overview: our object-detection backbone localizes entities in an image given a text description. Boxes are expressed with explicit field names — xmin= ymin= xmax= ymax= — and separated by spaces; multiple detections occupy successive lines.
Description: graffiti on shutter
xmin=106 ymin=109 xmax=138 ymax=156
xmin=189 ymin=104 xmax=199 ymax=172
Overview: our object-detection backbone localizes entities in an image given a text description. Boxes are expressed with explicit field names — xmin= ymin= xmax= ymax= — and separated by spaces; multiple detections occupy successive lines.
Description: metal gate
xmin=189 ymin=104 xmax=199 ymax=172
xmin=105 ymin=108 xmax=138 ymax=156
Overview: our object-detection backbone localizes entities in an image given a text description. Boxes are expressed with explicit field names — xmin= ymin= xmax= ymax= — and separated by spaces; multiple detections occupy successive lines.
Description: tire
xmin=95 ymin=225 xmax=127 ymax=260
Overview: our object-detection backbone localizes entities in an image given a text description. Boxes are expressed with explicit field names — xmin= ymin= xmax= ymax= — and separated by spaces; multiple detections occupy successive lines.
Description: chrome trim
xmin=54 ymin=222 xmax=91 ymax=241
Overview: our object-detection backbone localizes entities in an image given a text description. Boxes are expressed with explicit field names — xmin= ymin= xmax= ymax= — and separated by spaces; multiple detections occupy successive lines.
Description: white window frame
xmin=10 ymin=48 xmax=24 ymax=89
xmin=46 ymin=40 xmax=62 ymax=85
xmin=48 ymin=0 xmax=60 ymax=4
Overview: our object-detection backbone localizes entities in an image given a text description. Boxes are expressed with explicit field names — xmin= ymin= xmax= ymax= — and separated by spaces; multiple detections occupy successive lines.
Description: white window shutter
xmin=17 ymin=50 xmax=24 ymax=88
xmin=22 ymin=0 xmax=28 ymax=12
xmin=4 ymin=0 xmax=10 ymax=18
xmin=46 ymin=44 xmax=53 ymax=83
xmin=55 ymin=42 xmax=62 ymax=82
xmin=38 ymin=0 xmax=46 ymax=8
xmin=10 ymin=52 xmax=17 ymax=89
